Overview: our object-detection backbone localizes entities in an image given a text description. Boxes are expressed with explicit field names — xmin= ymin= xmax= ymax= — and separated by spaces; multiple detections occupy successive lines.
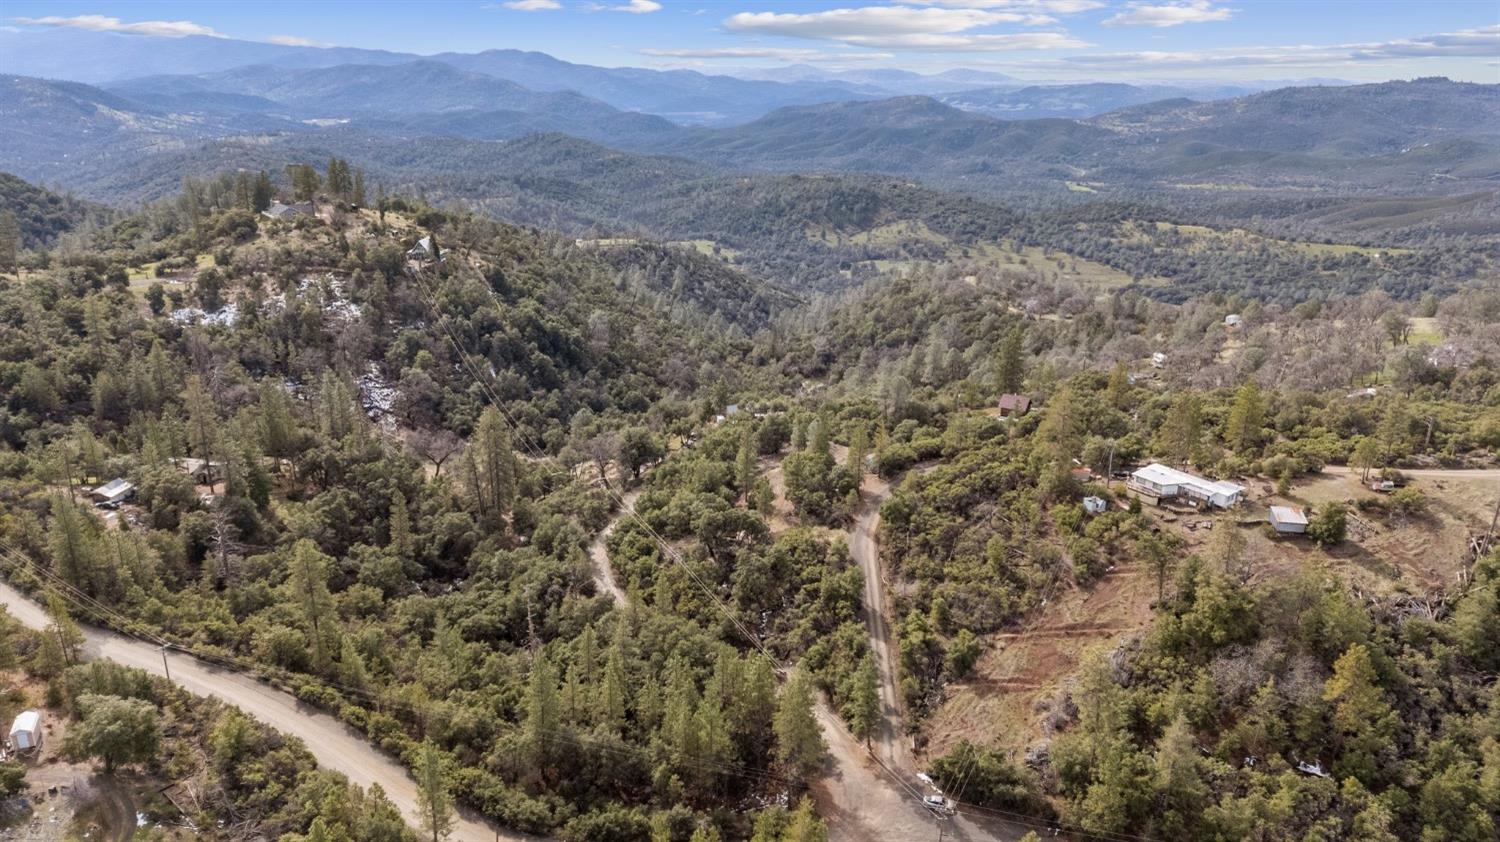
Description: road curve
xmin=0 ymin=579 xmax=532 ymax=842
xmin=588 ymin=488 xmax=641 ymax=604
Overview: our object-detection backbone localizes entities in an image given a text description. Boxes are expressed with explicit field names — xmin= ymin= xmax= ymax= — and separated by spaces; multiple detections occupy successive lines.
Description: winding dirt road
xmin=0 ymin=579 xmax=530 ymax=842
xmin=588 ymin=488 xmax=640 ymax=604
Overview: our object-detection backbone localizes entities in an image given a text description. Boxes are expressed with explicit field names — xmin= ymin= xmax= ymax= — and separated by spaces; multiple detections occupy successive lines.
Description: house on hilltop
xmin=408 ymin=235 xmax=439 ymax=262
xmin=262 ymin=201 xmax=314 ymax=220
xmin=1128 ymin=463 xmax=1244 ymax=509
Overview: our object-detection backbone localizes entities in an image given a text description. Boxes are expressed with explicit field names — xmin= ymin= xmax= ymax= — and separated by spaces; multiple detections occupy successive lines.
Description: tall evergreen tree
xmin=1224 ymin=381 xmax=1265 ymax=454
xmin=415 ymin=740 xmax=454 ymax=842
xmin=995 ymin=325 xmax=1026 ymax=394
xmin=774 ymin=666 xmax=826 ymax=781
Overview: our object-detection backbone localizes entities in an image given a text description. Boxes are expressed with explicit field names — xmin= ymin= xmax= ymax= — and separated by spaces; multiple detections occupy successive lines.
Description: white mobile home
xmin=9 ymin=710 xmax=41 ymax=754
xmin=1128 ymin=463 xmax=1245 ymax=509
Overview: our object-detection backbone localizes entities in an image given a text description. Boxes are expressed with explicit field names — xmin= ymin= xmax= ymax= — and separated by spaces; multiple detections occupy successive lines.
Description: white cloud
xmin=265 ymin=34 xmax=316 ymax=46
xmin=910 ymin=0 xmax=1104 ymax=12
xmin=726 ymin=6 xmax=1056 ymax=42
xmin=613 ymin=0 xmax=663 ymax=12
xmin=497 ymin=0 xmax=563 ymax=9
xmin=1063 ymin=24 xmax=1500 ymax=69
xmin=640 ymin=46 xmax=894 ymax=61
xmin=12 ymin=14 xmax=223 ymax=38
xmin=1102 ymin=1 xmax=1234 ymax=28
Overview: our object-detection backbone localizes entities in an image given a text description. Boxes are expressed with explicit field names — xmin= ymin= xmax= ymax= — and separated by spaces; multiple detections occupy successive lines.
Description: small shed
xmin=1224 ymin=314 xmax=1242 ymax=327
xmin=90 ymin=478 xmax=135 ymax=506
xmin=173 ymin=457 xmax=225 ymax=485
xmin=997 ymin=393 xmax=1031 ymax=417
xmin=1269 ymin=506 xmax=1308 ymax=534
xmin=9 ymin=710 xmax=42 ymax=754
xmin=1151 ymin=352 xmax=1167 ymax=369
xmin=1083 ymin=496 xmax=1108 ymax=515
xmin=261 ymin=201 xmax=313 ymax=220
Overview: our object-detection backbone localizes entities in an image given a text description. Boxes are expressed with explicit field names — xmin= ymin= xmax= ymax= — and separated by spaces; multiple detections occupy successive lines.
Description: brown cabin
xmin=998 ymin=393 xmax=1031 ymax=417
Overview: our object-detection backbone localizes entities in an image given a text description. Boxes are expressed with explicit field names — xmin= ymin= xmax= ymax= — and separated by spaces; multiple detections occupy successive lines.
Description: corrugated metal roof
xmin=94 ymin=478 xmax=133 ymax=497
xmin=1269 ymin=506 xmax=1308 ymax=525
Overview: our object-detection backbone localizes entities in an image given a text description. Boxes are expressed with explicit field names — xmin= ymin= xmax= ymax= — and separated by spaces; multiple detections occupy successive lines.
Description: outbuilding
xmin=89 ymin=478 xmax=135 ymax=507
xmin=997 ymin=393 xmax=1031 ymax=417
xmin=1269 ymin=506 xmax=1309 ymax=534
xmin=8 ymin=710 xmax=42 ymax=754
xmin=1083 ymin=496 xmax=1108 ymax=515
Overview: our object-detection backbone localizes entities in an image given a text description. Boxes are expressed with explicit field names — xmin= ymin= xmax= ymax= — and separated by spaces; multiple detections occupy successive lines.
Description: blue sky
xmin=5 ymin=1 xmax=1497 ymax=81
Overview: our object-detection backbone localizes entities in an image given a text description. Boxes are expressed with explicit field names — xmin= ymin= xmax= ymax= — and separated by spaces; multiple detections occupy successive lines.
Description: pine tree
xmin=416 ymin=740 xmax=454 ymax=842
xmin=352 ymin=168 xmax=367 ymax=207
xmin=846 ymin=423 xmax=868 ymax=478
xmin=1154 ymin=712 xmax=1207 ymax=834
xmin=995 ymin=325 xmax=1026 ymax=394
xmin=0 ymin=211 xmax=20 ymax=275
xmin=736 ymin=427 xmax=758 ymax=500
xmin=523 ymin=652 xmax=561 ymax=769
xmin=468 ymin=407 xmax=516 ymax=528
xmin=774 ymin=666 xmax=826 ymax=781
xmin=1224 ymin=381 xmax=1265 ymax=454
xmin=782 ymin=798 xmax=829 ymax=842
xmin=599 ymin=636 xmax=628 ymax=732
xmin=48 ymin=495 xmax=99 ymax=593
xmin=184 ymin=375 xmax=219 ymax=489
xmin=288 ymin=539 xmax=337 ymax=672
xmin=1156 ymin=392 xmax=1203 ymax=467
xmin=45 ymin=591 xmax=84 ymax=666
xmin=251 ymin=171 xmax=274 ymax=212
xmin=847 ymin=654 xmax=880 ymax=746
xmin=388 ymin=489 xmax=411 ymax=558
xmin=1323 ymin=643 xmax=1397 ymax=785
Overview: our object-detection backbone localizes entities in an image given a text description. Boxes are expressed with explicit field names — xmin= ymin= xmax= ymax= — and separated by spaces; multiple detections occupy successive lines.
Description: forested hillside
xmin=0 ymin=172 xmax=111 ymax=250
xmin=0 ymin=96 xmax=1497 ymax=840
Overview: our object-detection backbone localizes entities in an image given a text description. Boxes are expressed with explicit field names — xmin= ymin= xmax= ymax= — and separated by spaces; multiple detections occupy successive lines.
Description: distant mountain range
xmin=2 ymin=44 xmax=1496 ymax=218
xmin=0 ymin=27 xmax=1288 ymax=127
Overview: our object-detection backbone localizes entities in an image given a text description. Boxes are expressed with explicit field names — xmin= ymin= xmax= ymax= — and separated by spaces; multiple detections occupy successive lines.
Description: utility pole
xmin=1482 ymin=492 xmax=1500 ymax=559
xmin=160 ymin=644 xmax=172 ymax=681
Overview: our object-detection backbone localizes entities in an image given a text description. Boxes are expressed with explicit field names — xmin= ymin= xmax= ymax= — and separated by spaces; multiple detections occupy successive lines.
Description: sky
xmin=4 ymin=1 xmax=1498 ymax=82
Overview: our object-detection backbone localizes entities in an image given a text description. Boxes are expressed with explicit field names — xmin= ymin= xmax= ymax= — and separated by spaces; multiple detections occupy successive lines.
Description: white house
xmin=89 ymin=478 xmax=135 ymax=506
xmin=1128 ymin=463 xmax=1245 ymax=508
xmin=407 ymin=235 xmax=436 ymax=262
xmin=1151 ymin=352 xmax=1167 ymax=369
xmin=1269 ymin=506 xmax=1309 ymax=534
xmin=8 ymin=710 xmax=41 ymax=754
xmin=1224 ymin=314 xmax=1242 ymax=327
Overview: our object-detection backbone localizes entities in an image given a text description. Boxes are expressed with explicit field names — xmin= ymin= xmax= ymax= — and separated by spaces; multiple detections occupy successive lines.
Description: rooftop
xmin=1269 ymin=505 xmax=1309 ymax=525
xmin=1132 ymin=463 xmax=1245 ymax=496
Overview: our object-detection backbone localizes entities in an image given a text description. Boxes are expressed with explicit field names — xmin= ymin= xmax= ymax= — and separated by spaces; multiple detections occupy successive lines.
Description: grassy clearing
xmin=1407 ymin=316 xmax=1443 ymax=345
xmin=1129 ymin=220 xmax=1410 ymax=258
xmin=671 ymin=239 xmax=742 ymax=260
xmin=806 ymin=219 xmax=948 ymax=247
xmin=1065 ymin=181 xmax=1099 ymax=193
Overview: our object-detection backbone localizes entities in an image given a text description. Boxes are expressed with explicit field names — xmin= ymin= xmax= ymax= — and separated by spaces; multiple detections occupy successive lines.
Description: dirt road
xmin=1321 ymin=465 xmax=1500 ymax=480
xmin=846 ymin=471 xmax=911 ymax=773
xmin=0 ymin=579 xmax=531 ymax=842
xmin=588 ymin=488 xmax=640 ymax=604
